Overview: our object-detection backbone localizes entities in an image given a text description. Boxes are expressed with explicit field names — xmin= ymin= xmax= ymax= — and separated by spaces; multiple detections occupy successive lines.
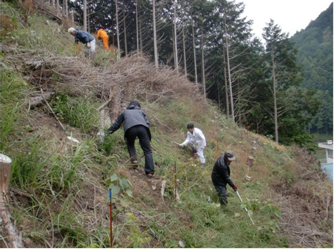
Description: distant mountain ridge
xmin=291 ymin=3 xmax=333 ymax=134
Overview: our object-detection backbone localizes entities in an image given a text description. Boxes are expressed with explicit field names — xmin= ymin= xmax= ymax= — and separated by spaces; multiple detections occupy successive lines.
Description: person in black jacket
xmin=106 ymin=101 xmax=154 ymax=178
xmin=211 ymin=150 xmax=238 ymax=206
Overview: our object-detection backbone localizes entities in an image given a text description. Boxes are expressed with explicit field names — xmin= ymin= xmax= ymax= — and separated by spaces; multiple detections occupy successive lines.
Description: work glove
xmin=86 ymin=42 xmax=91 ymax=48
xmin=97 ymin=131 xmax=105 ymax=137
xmin=233 ymin=185 xmax=238 ymax=191
xmin=179 ymin=144 xmax=184 ymax=147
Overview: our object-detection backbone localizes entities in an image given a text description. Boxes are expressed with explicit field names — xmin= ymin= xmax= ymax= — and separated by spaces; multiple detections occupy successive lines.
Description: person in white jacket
xmin=179 ymin=123 xmax=207 ymax=168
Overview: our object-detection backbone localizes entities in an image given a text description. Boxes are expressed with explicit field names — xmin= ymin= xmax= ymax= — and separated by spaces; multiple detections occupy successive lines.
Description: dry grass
xmin=2 ymin=49 xmax=203 ymax=109
xmin=272 ymin=147 xmax=333 ymax=247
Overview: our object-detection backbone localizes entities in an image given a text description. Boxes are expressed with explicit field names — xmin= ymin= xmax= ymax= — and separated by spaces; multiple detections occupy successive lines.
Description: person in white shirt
xmin=179 ymin=123 xmax=206 ymax=168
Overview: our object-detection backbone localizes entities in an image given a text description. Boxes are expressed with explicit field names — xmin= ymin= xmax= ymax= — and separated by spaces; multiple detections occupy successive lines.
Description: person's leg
xmin=190 ymin=144 xmax=197 ymax=158
xmin=89 ymin=39 xmax=96 ymax=59
xmin=213 ymin=182 xmax=228 ymax=205
xmin=137 ymin=126 xmax=154 ymax=175
xmin=84 ymin=45 xmax=89 ymax=57
xmin=103 ymin=37 xmax=109 ymax=50
xmin=125 ymin=127 xmax=138 ymax=163
xmin=196 ymin=146 xmax=205 ymax=166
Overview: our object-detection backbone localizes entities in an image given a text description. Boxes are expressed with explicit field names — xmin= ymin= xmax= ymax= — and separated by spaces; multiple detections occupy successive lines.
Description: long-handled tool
xmin=236 ymin=190 xmax=255 ymax=225
xmin=109 ymin=189 xmax=113 ymax=247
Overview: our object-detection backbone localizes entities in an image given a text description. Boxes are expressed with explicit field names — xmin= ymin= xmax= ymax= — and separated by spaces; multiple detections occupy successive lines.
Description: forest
xmin=291 ymin=3 xmax=333 ymax=136
xmin=66 ymin=0 xmax=333 ymax=149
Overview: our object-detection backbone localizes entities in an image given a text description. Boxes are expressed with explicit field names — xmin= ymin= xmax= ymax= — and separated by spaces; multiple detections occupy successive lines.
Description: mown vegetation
xmin=0 ymin=1 xmax=332 ymax=248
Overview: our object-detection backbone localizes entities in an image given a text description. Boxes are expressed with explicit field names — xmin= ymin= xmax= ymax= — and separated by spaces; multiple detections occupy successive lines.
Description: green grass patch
xmin=51 ymin=94 xmax=100 ymax=133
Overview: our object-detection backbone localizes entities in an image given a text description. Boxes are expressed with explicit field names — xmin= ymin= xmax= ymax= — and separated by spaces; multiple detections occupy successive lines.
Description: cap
xmin=68 ymin=27 xmax=76 ymax=34
xmin=225 ymin=150 xmax=236 ymax=161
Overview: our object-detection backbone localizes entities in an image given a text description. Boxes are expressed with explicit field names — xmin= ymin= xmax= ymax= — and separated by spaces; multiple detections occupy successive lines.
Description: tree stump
xmin=0 ymin=154 xmax=24 ymax=248
xmin=0 ymin=154 xmax=12 ymax=204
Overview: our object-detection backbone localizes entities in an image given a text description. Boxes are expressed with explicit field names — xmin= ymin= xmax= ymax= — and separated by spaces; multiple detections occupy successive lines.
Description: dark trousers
xmin=125 ymin=125 xmax=154 ymax=175
xmin=212 ymin=177 xmax=228 ymax=205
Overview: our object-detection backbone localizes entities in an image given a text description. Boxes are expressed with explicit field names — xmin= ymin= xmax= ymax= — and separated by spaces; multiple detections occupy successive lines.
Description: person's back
xmin=122 ymin=107 xmax=149 ymax=132
xmin=97 ymin=29 xmax=108 ymax=39
xmin=106 ymin=101 xmax=154 ymax=178
xmin=212 ymin=155 xmax=230 ymax=184
xmin=211 ymin=151 xmax=237 ymax=206
xmin=75 ymin=29 xmax=94 ymax=44
xmin=107 ymin=102 xmax=150 ymax=136
xmin=96 ymin=29 xmax=110 ymax=50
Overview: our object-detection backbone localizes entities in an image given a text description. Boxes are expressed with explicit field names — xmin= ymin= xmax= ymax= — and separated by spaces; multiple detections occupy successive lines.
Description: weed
xmin=106 ymin=173 xmax=133 ymax=198
xmin=10 ymin=132 xmax=51 ymax=189
xmin=125 ymin=213 xmax=151 ymax=248
xmin=51 ymin=94 xmax=100 ymax=133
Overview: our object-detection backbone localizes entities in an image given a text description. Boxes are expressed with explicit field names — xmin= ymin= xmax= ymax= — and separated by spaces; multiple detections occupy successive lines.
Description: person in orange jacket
xmin=96 ymin=29 xmax=110 ymax=50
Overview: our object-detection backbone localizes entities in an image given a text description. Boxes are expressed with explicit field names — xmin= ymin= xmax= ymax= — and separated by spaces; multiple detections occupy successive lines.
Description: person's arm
xmin=106 ymin=113 xmax=124 ymax=134
xmin=219 ymin=163 xmax=236 ymax=189
xmin=180 ymin=133 xmax=190 ymax=146
xmin=142 ymin=111 xmax=150 ymax=126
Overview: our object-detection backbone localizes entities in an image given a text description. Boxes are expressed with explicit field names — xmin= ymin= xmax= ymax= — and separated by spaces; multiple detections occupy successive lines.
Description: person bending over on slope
xmin=179 ymin=123 xmax=206 ymax=168
xmin=68 ymin=27 xmax=95 ymax=59
xmin=96 ymin=29 xmax=110 ymax=51
xmin=106 ymin=101 xmax=155 ymax=178
xmin=211 ymin=150 xmax=237 ymax=206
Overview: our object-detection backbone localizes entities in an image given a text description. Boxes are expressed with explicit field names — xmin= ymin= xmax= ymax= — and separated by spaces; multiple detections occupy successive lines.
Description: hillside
xmin=0 ymin=1 xmax=333 ymax=248
xmin=291 ymin=3 xmax=333 ymax=134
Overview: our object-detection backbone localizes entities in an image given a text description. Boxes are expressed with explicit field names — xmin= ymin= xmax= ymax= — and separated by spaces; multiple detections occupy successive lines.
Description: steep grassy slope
xmin=0 ymin=1 xmax=332 ymax=248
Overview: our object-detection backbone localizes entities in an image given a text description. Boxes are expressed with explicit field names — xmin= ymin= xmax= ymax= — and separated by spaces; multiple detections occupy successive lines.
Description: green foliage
xmin=10 ymin=132 xmax=50 ymax=189
xmin=106 ymin=173 xmax=133 ymax=198
xmin=51 ymin=94 xmax=100 ymax=132
xmin=125 ymin=213 xmax=151 ymax=248
xmin=291 ymin=3 xmax=333 ymax=134
xmin=0 ymin=68 xmax=30 ymax=150
xmin=0 ymin=4 xmax=74 ymax=56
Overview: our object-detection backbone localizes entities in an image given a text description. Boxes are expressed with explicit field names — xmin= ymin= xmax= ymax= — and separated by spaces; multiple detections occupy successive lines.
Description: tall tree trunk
xmin=70 ymin=10 xmax=74 ymax=26
xmin=271 ymin=50 xmax=279 ymax=143
xmin=123 ymin=6 xmax=128 ymax=56
xmin=192 ymin=21 xmax=198 ymax=85
xmin=56 ymin=0 xmax=59 ymax=13
xmin=226 ymin=39 xmax=234 ymax=122
xmin=139 ymin=19 xmax=143 ymax=54
xmin=182 ymin=24 xmax=187 ymax=76
xmin=173 ymin=0 xmax=178 ymax=73
xmin=136 ymin=0 xmax=139 ymax=52
xmin=172 ymin=27 xmax=175 ymax=67
xmin=83 ymin=0 xmax=87 ymax=31
xmin=111 ymin=12 xmax=115 ymax=46
xmin=65 ymin=0 xmax=68 ymax=17
xmin=201 ymin=25 xmax=206 ymax=98
xmin=116 ymin=0 xmax=120 ymax=61
xmin=223 ymin=43 xmax=229 ymax=118
xmin=224 ymin=17 xmax=234 ymax=122
xmin=152 ymin=0 xmax=158 ymax=68
xmin=87 ymin=6 xmax=90 ymax=33
xmin=218 ymin=80 xmax=220 ymax=109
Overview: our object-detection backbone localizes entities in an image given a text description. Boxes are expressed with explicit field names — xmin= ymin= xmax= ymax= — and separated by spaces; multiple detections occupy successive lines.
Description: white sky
xmin=235 ymin=0 xmax=333 ymax=40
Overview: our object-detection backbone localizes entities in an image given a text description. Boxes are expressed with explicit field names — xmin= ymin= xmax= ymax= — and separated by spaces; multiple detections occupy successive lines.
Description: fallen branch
xmin=40 ymin=88 xmax=65 ymax=131
xmin=28 ymin=91 xmax=54 ymax=109
xmin=161 ymin=180 xmax=166 ymax=201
